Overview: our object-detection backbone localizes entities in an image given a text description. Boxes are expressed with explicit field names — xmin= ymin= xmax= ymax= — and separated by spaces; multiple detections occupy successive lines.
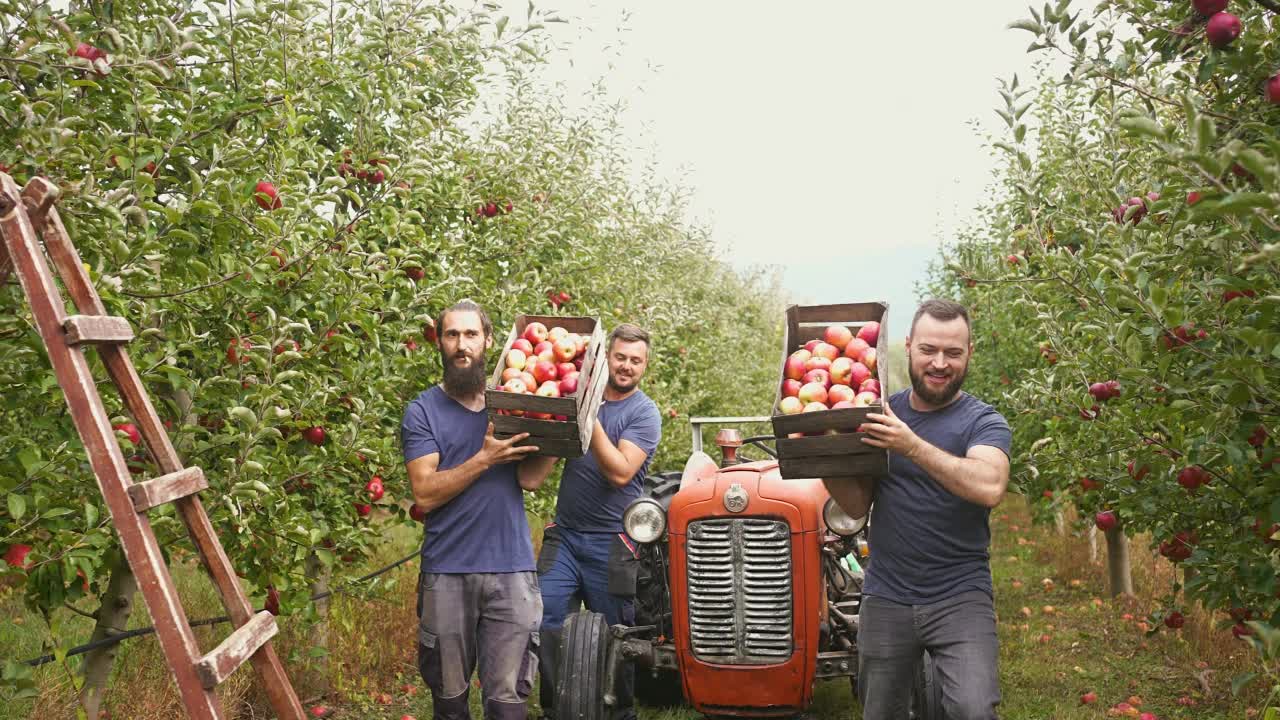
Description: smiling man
xmin=536 ymin=323 xmax=662 ymax=720
xmin=824 ymin=298 xmax=1012 ymax=720
xmin=402 ymin=299 xmax=558 ymax=720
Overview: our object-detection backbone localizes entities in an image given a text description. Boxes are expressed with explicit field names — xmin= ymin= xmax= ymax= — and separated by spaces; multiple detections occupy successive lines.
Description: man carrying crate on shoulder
xmin=402 ymin=299 xmax=560 ymax=720
xmin=536 ymin=323 xmax=663 ymax=720
xmin=825 ymin=299 xmax=1012 ymax=720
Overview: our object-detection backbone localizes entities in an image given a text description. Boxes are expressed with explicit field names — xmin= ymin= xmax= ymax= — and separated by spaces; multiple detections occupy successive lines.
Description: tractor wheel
xmin=555 ymin=611 xmax=610 ymax=720
xmin=909 ymin=650 xmax=943 ymax=720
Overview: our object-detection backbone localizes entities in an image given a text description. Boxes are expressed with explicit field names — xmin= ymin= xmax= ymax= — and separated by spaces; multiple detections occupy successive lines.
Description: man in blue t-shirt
xmin=537 ymin=323 xmax=662 ymax=720
xmin=402 ymin=300 xmax=559 ymax=720
xmin=824 ymin=299 xmax=1012 ymax=720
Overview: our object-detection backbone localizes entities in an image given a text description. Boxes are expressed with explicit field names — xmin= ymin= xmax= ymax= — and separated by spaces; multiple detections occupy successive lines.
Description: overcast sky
xmin=495 ymin=0 xmax=1086 ymax=340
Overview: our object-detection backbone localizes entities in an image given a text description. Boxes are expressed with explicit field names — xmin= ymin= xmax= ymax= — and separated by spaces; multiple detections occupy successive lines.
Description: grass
xmin=0 ymin=499 xmax=1269 ymax=719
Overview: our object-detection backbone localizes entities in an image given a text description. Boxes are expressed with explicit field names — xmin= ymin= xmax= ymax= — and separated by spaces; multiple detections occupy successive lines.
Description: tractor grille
xmin=686 ymin=518 xmax=793 ymax=664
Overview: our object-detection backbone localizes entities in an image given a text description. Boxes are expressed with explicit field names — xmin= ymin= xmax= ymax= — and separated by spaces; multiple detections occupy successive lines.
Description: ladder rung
xmin=64 ymin=315 xmax=134 ymax=345
xmin=128 ymin=467 xmax=207 ymax=512
xmin=195 ymin=611 xmax=278 ymax=689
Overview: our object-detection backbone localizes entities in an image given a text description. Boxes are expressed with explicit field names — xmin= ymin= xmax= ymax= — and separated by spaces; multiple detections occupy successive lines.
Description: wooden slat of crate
xmin=492 ymin=414 xmax=580 ymax=439
xmin=775 ymin=432 xmax=877 ymax=458
xmin=575 ymin=342 xmax=609 ymax=452
xmin=486 ymin=390 xmax=577 ymax=417
xmin=779 ymin=453 xmax=886 ymax=479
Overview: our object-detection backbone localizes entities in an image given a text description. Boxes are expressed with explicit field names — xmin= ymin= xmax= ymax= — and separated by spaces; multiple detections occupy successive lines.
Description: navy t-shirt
xmin=863 ymin=389 xmax=1012 ymax=605
xmin=400 ymin=386 xmax=535 ymax=573
xmin=555 ymin=389 xmax=662 ymax=532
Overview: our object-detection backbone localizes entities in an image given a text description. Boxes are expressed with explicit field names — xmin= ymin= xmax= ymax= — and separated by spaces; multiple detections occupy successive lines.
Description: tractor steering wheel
xmin=738 ymin=434 xmax=778 ymax=459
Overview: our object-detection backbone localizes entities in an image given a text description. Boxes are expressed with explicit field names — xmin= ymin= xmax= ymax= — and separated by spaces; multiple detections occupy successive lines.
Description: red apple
xmin=519 ymin=371 xmax=537 ymax=390
xmin=1193 ymin=0 xmax=1228 ymax=16
xmin=856 ymin=321 xmax=880 ymax=347
xmin=501 ymin=367 xmax=522 ymax=382
xmin=505 ymin=348 xmax=528 ymax=371
xmin=422 ymin=319 xmax=437 ymax=344
xmin=365 ymin=477 xmax=385 ymax=501
xmin=553 ymin=337 xmax=577 ymax=362
xmin=798 ymin=382 xmax=828 ymax=406
xmin=829 ymin=357 xmax=855 ymax=386
xmin=828 ymin=384 xmax=857 ymax=405
xmin=226 ymin=337 xmax=252 ymax=364
xmin=1127 ymin=461 xmax=1149 ymax=482
xmin=354 ymin=503 xmax=371 ymax=517
xmin=1094 ymin=510 xmax=1118 ymax=532
xmin=802 ymin=369 xmax=831 ymax=388
xmin=847 ymin=361 xmax=872 ymax=388
xmin=804 ymin=339 xmax=821 ymax=353
xmin=1267 ymin=72 xmax=1280 ymax=105
xmin=1080 ymin=691 xmax=1097 ymax=705
xmin=860 ymin=348 xmax=877 ymax=374
xmin=859 ymin=378 xmax=881 ymax=396
xmin=503 ymin=378 xmax=529 ymax=394
xmin=1164 ymin=611 xmax=1185 ymax=629
xmin=1006 ymin=254 xmax=1020 ymax=266
xmin=303 ymin=426 xmax=327 ymax=446
xmin=410 ymin=504 xmax=427 ymax=522
xmin=785 ymin=353 xmax=811 ymax=381
xmin=824 ymin=324 xmax=853 ymax=350
xmin=778 ymin=396 xmax=804 ymax=415
xmin=253 ymin=181 xmax=282 ymax=210
xmin=533 ymin=340 xmax=554 ymax=361
xmin=812 ymin=342 xmax=840 ymax=362
xmin=802 ymin=401 xmax=828 ymax=413
xmin=853 ymin=391 xmax=878 ymax=407
xmin=113 ymin=422 xmax=142 ymax=446
xmin=522 ymin=322 xmax=549 ymax=345
xmin=536 ymin=381 xmax=560 ymax=398
xmin=559 ymin=372 xmax=580 ymax=396
xmin=804 ymin=355 xmax=833 ymax=373
xmin=1176 ymin=465 xmax=1210 ymax=491
xmin=549 ymin=326 xmax=569 ymax=342
xmin=843 ymin=338 xmax=871 ymax=361
xmin=830 ymin=400 xmax=857 ymax=410
xmin=1187 ymin=190 xmax=1202 ymax=205
xmin=556 ymin=362 xmax=576 ymax=379
xmin=512 ymin=338 xmax=534 ymax=355
xmin=532 ymin=360 xmax=558 ymax=385
xmin=1206 ymin=12 xmax=1241 ymax=48
xmin=3 ymin=544 xmax=32 ymax=569
xmin=781 ymin=379 xmax=802 ymax=398
xmin=1079 ymin=476 xmax=1101 ymax=492
xmin=265 ymin=586 xmax=281 ymax=615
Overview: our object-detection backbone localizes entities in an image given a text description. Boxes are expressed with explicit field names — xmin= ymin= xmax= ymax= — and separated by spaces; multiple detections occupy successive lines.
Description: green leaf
xmin=8 ymin=493 xmax=25 ymax=521
xmin=1118 ymin=116 xmax=1164 ymax=139
xmin=1231 ymin=671 xmax=1257 ymax=696
xmin=1008 ymin=19 xmax=1044 ymax=35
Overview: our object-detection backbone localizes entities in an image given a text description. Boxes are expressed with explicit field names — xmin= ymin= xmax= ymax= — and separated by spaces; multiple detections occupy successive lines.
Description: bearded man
xmin=402 ymin=299 xmax=559 ymax=720
xmin=822 ymin=298 xmax=1013 ymax=720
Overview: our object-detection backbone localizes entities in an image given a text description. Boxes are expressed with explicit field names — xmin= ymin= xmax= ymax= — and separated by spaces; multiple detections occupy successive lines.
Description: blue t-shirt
xmin=400 ymin=386 xmax=535 ymax=573
xmin=555 ymin=389 xmax=662 ymax=532
xmin=862 ymin=389 xmax=1012 ymax=605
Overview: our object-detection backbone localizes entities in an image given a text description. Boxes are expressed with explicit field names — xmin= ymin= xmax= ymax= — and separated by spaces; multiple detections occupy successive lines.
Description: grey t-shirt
xmin=862 ymin=389 xmax=1012 ymax=605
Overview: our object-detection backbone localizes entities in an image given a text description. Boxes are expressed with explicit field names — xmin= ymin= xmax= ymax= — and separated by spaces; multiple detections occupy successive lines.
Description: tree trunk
xmin=304 ymin=550 xmax=332 ymax=689
xmin=79 ymin=552 xmax=138 ymax=719
xmin=1104 ymin=527 xmax=1134 ymax=597
xmin=1088 ymin=524 xmax=1098 ymax=564
xmin=1054 ymin=509 xmax=1066 ymax=536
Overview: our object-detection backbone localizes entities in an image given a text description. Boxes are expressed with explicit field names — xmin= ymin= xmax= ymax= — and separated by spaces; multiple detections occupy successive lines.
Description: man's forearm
xmin=823 ymin=476 xmax=874 ymax=519
xmin=411 ymin=455 xmax=491 ymax=512
xmin=518 ymin=455 xmax=558 ymax=491
xmin=905 ymin=441 xmax=1004 ymax=508
xmin=590 ymin=422 xmax=632 ymax=488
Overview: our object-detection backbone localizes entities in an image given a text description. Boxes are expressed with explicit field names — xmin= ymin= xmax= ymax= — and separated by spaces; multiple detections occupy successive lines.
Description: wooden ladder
xmin=0 ymin=174 xmax=305 ymax=720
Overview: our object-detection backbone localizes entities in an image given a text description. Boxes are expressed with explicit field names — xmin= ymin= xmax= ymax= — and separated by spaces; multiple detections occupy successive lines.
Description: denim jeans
xmin=857 ymin=590 xmax=1001 ymax=720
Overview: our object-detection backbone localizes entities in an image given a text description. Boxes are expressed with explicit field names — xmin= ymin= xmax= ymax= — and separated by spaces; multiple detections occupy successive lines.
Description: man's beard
xmin=608 ymin=371 xmax=636 ymax=394
xmin=908 ymin=359 xmax=968 ymax=406
xmin=442 ymin=354 xmax=487 ymax=397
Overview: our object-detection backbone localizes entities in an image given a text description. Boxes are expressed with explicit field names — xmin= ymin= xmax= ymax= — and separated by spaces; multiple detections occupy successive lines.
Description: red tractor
xmin=551 ymin=417 xmax=941 ymax=720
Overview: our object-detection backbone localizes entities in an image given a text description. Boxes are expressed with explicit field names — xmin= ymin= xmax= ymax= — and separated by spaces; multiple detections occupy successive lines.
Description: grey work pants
xmin=857 ymin=589 xmax=1001 ymax=720
xmin=416 ymin=571 xmax=543 ymax=720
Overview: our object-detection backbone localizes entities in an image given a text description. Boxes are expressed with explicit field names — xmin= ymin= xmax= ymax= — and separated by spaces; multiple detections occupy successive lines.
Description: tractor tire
xmin=909 ymin=650 xmax=943 ymax=720
xmin=555 ymin=611 xmax=610 ymax=720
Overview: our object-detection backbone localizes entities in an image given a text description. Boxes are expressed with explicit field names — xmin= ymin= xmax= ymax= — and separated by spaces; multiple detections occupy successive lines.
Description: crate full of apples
xmin=486 ymin=315 xmax=608 ymax=458
xmin=770 ymin=302 xmax=890 ymax=481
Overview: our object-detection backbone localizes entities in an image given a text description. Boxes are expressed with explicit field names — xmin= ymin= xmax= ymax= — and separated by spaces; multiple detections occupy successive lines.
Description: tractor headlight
xmin=623 ymin=498 xmax=667 ymax=544
xmin=823 ymin=497 xmax=867 ymax=537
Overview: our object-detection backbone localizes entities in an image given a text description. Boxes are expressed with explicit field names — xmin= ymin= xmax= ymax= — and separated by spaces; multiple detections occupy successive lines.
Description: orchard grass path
xmin=0 ymin=498 xmax=1266 ymax=718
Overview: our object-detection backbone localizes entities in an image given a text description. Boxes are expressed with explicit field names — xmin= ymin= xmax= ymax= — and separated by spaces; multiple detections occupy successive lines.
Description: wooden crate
xmin=770 ymin=302 xmax=891 ymax=480
xmin=485 ymin=315 xmax=608 ymax=458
